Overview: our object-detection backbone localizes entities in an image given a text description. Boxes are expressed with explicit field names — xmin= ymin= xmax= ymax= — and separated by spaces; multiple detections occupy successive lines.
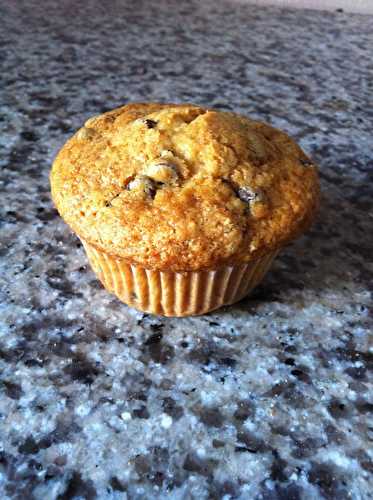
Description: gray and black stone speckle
xmin=0 ymin=0 xmax=372 ymax=498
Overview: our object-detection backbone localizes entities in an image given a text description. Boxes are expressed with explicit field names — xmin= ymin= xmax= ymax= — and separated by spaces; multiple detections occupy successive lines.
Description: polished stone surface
xmin=0 ymin=0 xmax=372 ymax=498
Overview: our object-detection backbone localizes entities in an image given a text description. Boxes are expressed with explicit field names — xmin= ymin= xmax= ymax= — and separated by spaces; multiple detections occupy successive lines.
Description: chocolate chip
xmin=144 ymin=160 xmax=179 ymax=183
xmin=144 ymin=119 xmax=157 ymax=129
xmin=237 ymin=187 xmax=263 ymax=203
xmin=127 ymin=175 xmax=157 ymax=198
xmin=222 ymin=178 xmax=264 ymax=205
xmin=299 ymin=158 xmax=313 ymax=167
xmin=76 ymin=127 xmax=97 ymax=141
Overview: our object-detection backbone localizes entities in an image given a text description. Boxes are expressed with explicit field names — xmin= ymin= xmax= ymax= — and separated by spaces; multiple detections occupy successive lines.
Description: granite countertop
xmin=0 ymin=1 xmax=372 ymax=498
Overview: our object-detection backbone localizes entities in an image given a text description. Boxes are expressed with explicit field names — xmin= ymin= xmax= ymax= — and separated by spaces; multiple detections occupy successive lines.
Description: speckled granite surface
xmin=0 ymin=0 xmax=372 ymax=498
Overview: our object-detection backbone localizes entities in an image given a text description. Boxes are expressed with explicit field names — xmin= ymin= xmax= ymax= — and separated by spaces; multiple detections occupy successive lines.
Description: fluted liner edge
xmin=82 ymin=240 xmax=279 ymax=317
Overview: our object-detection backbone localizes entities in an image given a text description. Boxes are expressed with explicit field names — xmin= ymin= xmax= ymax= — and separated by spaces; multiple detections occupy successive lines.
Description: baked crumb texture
xmin=51 ymin=103 xmax=319 ymax=271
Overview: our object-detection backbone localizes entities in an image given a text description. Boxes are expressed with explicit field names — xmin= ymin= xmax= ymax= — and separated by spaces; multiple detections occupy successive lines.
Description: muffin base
xmin=82 ymin=240 xmax=278 ymax=317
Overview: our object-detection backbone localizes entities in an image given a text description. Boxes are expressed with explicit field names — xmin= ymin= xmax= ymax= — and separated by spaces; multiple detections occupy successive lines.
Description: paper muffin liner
xmin=81 ymin=240 xmax=278 ymax=317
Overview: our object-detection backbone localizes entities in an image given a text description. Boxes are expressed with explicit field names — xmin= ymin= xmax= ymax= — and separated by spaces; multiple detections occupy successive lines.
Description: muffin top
xmin=51 ymin=103 xmax=319 ymax=271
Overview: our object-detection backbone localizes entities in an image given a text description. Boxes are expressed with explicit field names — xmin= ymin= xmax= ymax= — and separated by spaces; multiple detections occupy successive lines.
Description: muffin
xmin=50 ymin=103 xmax=319 ymax=316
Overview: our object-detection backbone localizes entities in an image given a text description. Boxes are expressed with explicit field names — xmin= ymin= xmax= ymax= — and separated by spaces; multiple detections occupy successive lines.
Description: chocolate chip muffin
xmin=50 ymin=103 xmax=319 ymax=316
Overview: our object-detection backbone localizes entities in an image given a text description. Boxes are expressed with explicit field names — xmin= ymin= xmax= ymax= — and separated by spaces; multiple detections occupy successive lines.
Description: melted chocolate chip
xmin=144 ymin=119 xmax=157 ymax=129
xmin=299 ymin=158 xmax=313 ymax=167
xmin=237 ymin=187 xmax=263 ymax=203
xmin=222 ymin=179 xmax=264 ymax=205
xmin=144 ymin=160 xmax=179 ymax=184
xmin=127 ymin=175 xmax=157 ymax=199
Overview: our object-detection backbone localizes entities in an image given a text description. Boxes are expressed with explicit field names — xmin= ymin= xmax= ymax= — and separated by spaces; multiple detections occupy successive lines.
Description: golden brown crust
xmin=50 ymin=103 xmax=319 ymax=271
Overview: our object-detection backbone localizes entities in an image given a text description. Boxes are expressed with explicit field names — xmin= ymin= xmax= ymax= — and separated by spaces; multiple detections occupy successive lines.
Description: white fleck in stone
xmin=243 ymin=419 xmax=258 ymax=434
xmin=121 ymin=411 xmax=132 ymax=422
xmin=200 ymin=390 xmax=216 ymax=405
xmin=75 ymin=404 xmax=90 ymax=417
xmin=160 ymin=413 xmax=173 ymax=429
xmin=322 ymin=450 xmax=356 ymax=468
